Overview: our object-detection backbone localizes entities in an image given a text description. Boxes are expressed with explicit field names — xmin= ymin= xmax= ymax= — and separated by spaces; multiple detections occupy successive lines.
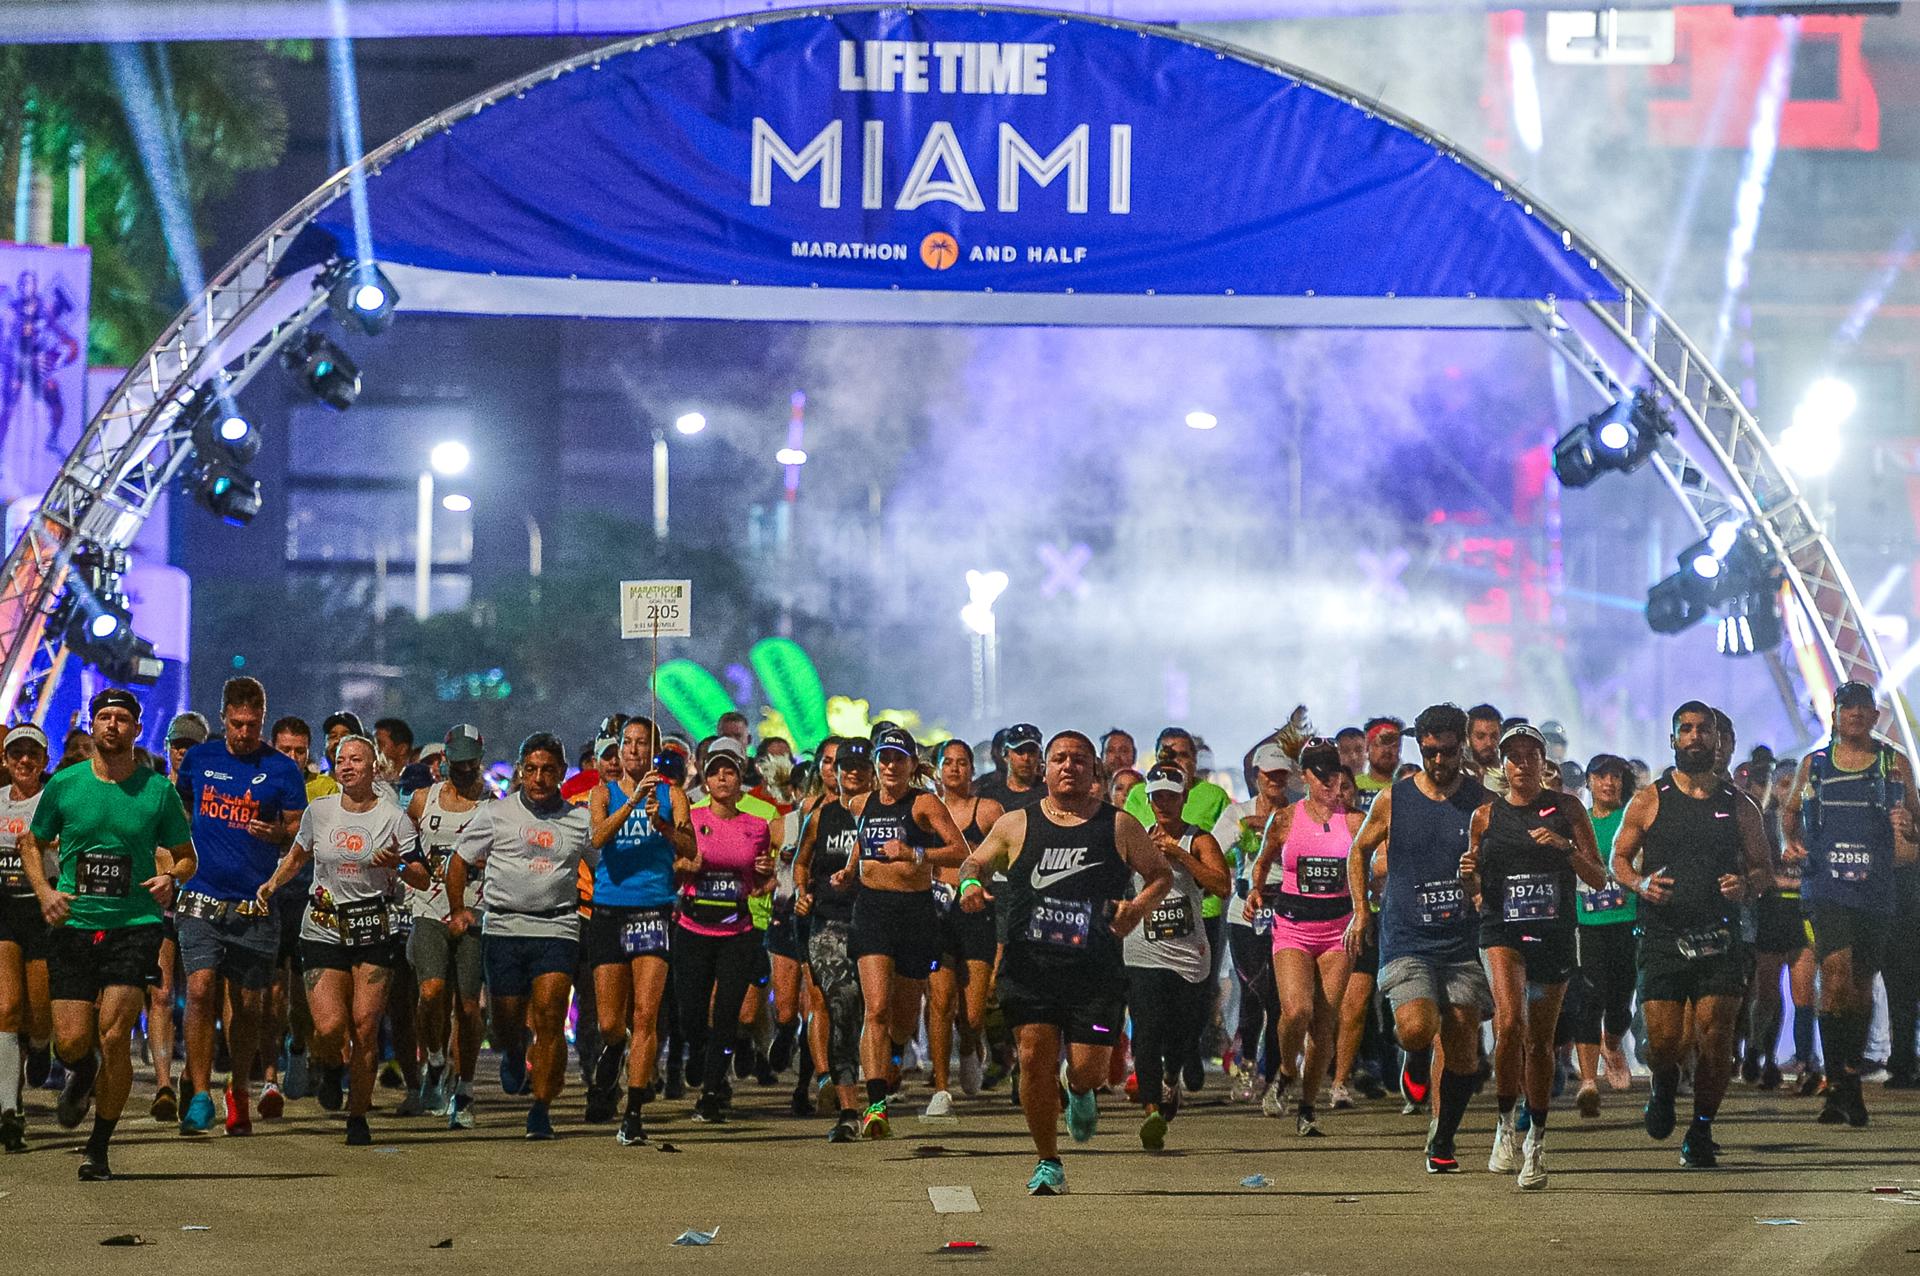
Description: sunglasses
xmin=1420 ymin=742 xmax=1461 ymax=759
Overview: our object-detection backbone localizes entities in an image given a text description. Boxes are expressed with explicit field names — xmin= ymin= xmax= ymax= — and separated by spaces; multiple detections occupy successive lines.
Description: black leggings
xmin=1229 ymin=924 xmax=1281 ymax=1081
xmin=1573 ymin=923 xmax=1636 ymax=1045
xmin=1127 ymin=966 xmax=1211 ymax=1106
xmin=673 ymin=926 xmax=759 ymax=1099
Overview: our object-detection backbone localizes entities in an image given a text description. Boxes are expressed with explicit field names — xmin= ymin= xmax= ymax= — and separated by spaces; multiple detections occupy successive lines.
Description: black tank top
xmin=1478 ymin=793 xmax=1577 ymax=933
xmin=809 ymin=802 xmax=860 ymax=923
xmin=959 ymin=799 xmax=990 ymax=849
xmin=999 ymin=802 xmax=1132 ymax=984
xmin=856 ymin=791 xmax=941 ymax=891
xmin=1639 ymin=775 xmax=1742 ymax=939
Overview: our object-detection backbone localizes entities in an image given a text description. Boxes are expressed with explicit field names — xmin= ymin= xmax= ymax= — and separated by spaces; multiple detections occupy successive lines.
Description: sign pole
xmin=650 ymin=615 xmax=660 ymax=739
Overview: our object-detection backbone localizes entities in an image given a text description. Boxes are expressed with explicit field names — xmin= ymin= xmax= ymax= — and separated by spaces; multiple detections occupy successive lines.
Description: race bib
xmin=1144 ymin=895 xmax=1194 ymax=942
xmin=76 ymin=851 xmax=132 ymax=898
xmin=1296 ymin=855 xmax=1346 ymax=895
xmin=695 ymin=873 xmax=742 ymax=904
xmin=931 ymin=881 xmax=957 ymax=911
xmin=1676 ymin=924 xmax=1732 ymax=960
xmin=0 ymin=845 xmax=24 ymax=893
xmin=1580 ymin=884 xmax=1630 ymax=914
xmin=1024 ymin=895 xmax=1095 ymax=950
xmin=1829 ymin=843 xmax=1872 ymax=883
xmin=1502 ymin=873 xmax=1561 ymax=924
xmin=1416 ymin=879 xmax=1466 ymax=926
xmin=427 ymin=847 xmax=452 ymax=884
xmin=620 ymin=913 xmax=670 ymax=956
xmin=1252 ymin=903 xmax=1275 ymax=935
xmin=336 ymin=897 xmax=391 ymax=947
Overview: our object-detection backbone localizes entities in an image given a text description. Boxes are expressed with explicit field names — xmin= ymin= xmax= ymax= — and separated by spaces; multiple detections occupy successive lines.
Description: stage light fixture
xmin=1646 ymin=572 xmax=1709 ymax=635
xmin=1716 ymin=589 xmax=1783 ymax=657
xmin=188 ymin=397 xmax=262 ymax=467
xmin=327 ymin=260 xmax=399 ymax=336
xmin=55 ymin=551 xmax=162 ymax=685
xmin=1552 ymin=388 xmax=1674 ymax=489
xmin=191 ymin=460 xmax=264 ymax=527
xmin=282 ymin=331 xmax=361 ymax=411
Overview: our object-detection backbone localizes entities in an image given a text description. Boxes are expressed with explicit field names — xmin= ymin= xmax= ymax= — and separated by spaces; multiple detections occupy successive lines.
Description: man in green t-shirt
xmin=22 ymin=688 xmax=196 ymax=1182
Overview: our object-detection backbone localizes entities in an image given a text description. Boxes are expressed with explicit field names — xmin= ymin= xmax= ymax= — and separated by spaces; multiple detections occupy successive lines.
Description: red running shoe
xmin=225 ymin=1085 xmax=253 ymax=1136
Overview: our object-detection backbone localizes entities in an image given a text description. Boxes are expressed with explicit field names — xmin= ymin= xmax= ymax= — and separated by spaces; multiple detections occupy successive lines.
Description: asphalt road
xmin=4 ymin=1066 xmax=1918 ymax=1275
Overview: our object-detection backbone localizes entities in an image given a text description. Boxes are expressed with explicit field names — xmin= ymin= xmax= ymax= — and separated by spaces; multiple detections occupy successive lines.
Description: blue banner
xmin=298 ymin=7 xmax=1616 ymax=316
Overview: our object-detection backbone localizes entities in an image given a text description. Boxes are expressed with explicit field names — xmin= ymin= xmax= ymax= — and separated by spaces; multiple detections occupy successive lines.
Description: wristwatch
xmin=912 ymin=847 xmax=926 ymax=867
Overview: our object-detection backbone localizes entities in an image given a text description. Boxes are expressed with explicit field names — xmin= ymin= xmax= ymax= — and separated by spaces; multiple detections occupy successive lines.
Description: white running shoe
xmin=1229 ymin=1062 xmax=1257 ymax=1104
xmin=923 ymin=1089 xmax=955 ymax=1119
xmin=1488 ymin=1112 xmax=1521 ymax=1174
xmin=1261 ymin=1077 xmax=1292 ymax=1118
xmin=958 ymin=1052 xmax=984 ymax=1098
xmin=1330 ymin=1082 xmax=1355 ymax=1111
xmin=1517 ymin=1128 xmax=1547 ymax=1190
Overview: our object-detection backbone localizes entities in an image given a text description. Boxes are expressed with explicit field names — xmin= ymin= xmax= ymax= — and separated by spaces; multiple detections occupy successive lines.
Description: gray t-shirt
xmin=294 ymin=793 xmax=419 ymax=946
xmin=409 ymin=781 xmax=482 ymax=922
xmin=0 ymin=783 xmax=49 ymax=898
xmin=455 ymin=792 xmax=596 ymax=939
xmin=1122 ymin=828 xmax=1212 ymax=983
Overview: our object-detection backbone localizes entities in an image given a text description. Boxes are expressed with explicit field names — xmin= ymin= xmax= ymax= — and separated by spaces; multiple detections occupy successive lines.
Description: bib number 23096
xmin=1025 ymin=897 xmax=1094 ymax=950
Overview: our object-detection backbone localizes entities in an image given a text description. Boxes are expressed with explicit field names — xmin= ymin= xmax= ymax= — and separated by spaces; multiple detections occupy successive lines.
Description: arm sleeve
xmin=454 ymin=803 xmax=493 ymax=866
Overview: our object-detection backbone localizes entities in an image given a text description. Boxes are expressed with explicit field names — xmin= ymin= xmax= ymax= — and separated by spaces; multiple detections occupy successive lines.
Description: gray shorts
xmin=177 ymin=908 xmax=278 ymax=989
xmin=408 ymin=916 xmax=484 ymax=1002
xmin=1379 ymin=954 xmax=1492 ymax=1019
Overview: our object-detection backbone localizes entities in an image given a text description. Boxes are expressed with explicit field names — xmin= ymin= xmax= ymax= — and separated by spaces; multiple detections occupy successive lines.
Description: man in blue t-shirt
xmin=172 ymin=676 xmax=306 ymax=1137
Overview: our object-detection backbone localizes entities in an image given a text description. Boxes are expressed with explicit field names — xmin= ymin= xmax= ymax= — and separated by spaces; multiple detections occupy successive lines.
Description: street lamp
xmin=960 ymin=569 xmax=1009 ymax=721
xmin=416 ymin=440 xmax=471 ymax=620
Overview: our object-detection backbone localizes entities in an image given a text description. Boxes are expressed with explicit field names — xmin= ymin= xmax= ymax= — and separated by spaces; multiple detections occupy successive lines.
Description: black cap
xmin=838 ymin=738 xmax=873 ymax=768
xmin=1004 ymin=723 xmax=1041 ymax=752
xmin=1298 ymin=737 xmax=1340 ymax=776
xmin=1834 ymin=681 xmax=1876 ymax=711
xmin=322 ymin=710 xmax=365 ymax=738
xmin=873 ymin=726 xmax=917 ymax=759
xmin=88 ymin=687 xmax=142 ymax=721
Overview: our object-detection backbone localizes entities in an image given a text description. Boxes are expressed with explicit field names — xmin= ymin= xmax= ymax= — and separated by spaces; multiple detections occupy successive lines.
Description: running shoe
xmin=1228 ymin=1061 xmax=1256 ymax=1104
xmin=754 ymin=1053 xmax=778 ymax=1086
xmin=1488 ymin=1112 xmax=1521 ymax=1172
xmin=1759 ymin=1062 xmax=1783 ymax=1092
xmin=421 ymin=1064 xmax=449 ymax=1116
xmin=1026 ymin=1158 xmax=1066 ymax=1196
xmin=1845 ymin=1083 xmax=1870 ymax=1128
xmin=1816 ymin=1090 xmax=1850 ymax=1125
xmin=1602 ymin=1044 xmax=1632 ymax=1091
xmin=345 ymin=1115 xmax=372 ymax=1147
xmin=224 ymin=1085 xmax=252 ymax=1136
xmin=1796 ymin=1067 xmax=1823 ymax=1097
xmin=1515 ymin=1102 xmax=1531 ymax=1134
xmin=379 ymin=1059 xmax=406 ymax=1090
xmin=1423 ymin=1122 xmax=1459 ymax=1174
xmin=617 ymin=1110 xmax=649 ymax=1146
xmin=395 ymin=1085 xmax=425 ymax=1118
xmin=56 ymin=1051 xmax=98 ymax=1129
xmin=1400 ymin=1097 xmax=1425 ymax=1117
xmin=257 ymin=1080 xmax=285 ymax=1120
xmin=1330 ymin=1082 xmax=1355 ymax=1111
xmin=179 ymin=1089 xmax=216 ymax=1135
xmin=958 ymin=1051 xmax=984 ymax=1098
xmin=24 ymin=1042 xmax=49 ymax=1088
xmin=77 ymin=1149 xmax=111 ymax=1182
xmin=860 ymin=1099 xmax=891 ymax=1139
xmin=663 ymin=1065 xmax=687 ymax=1101
xmin=149 ymin=1084 xmax=178 ymax=1123
xmin=499 ymin=1048 xmax=529 ymax=1097
xmin=1296 ymin=1109 xmax=1324 ymax=1138
xmin=1575 ymin=1083 xmax=1601 ymax=1119
xmin=448 ymin=1091 xmax=476 ymax=1130
xmin=1352 ymin=1069 xmax=1387 ymax=1100
xmin=1399 ymin=1061 xmax=1431 ymax=1107
xmin=1064 ymin=1087 xmax=1098 ymax=1143
xmin=692 ymin=1094 xmax=729 ymax=1124
xmin=923 ymin=1089 xmax=955 ymax=1119
xmin=790 ymin=1079 xmax=814 ymax=1118
xmin=1644 ymin=1086 xmax=1677 ymax=1140
xmin=1261 ymin=1076 xmax=1292 ymax=1118
xmin=815 ymin=1076 xmax=836 ymax=1117
xmin=1678 ymin=1120 xmax=1716 ymax=1168
xmin=316 ymin=1065 xmax=345 ymax=1113
xmin=525 ymin=1104 xmax=556 ymax=1140
xmin=584 ymin=1083 xmax=620 ymax=1125
xmin=1182 ymin=1059 xmax=1205 ymax=1092
xmin=827 ymin=1114 xmax=860 ymax=1143
xmin=284 ymin=1051 xmax=312 ymax=1101
xmin=1740 ymin=1052 xmax=1762 ymax=1086
xmin=0 ymin=1109 xmax=24 ymax=1154
xmin=1517 ymin=1129 xmax=1547 ymax=1190
xmin=1140 ymin=1109 xmax=1168 ymax=1150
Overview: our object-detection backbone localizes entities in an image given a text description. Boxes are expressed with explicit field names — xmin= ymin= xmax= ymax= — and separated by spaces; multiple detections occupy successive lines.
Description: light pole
xmin=653 ymin=411 xmax=705 ymax=543
xmin=960 ymin=569 xmax=1008 ymax=723
xmin=415 ymin=440 xmax=470 ymax=621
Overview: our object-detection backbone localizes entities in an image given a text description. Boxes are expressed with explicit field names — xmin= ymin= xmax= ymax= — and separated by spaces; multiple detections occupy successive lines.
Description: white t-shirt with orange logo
xmin=293 ymin=793 xmax=418 ymax=945
xmin=454 ymin=792 xmax=596 ymax=940
xmin=0 ymin=782 xmax=48 ymax=898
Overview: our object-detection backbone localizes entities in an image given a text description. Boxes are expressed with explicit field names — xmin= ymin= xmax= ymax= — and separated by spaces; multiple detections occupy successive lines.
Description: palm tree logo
xmin=919 ymin=232 xmax=959 ymax=271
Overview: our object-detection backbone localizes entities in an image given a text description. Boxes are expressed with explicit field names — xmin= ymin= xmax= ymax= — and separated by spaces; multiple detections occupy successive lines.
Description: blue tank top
xmin=1379 ymin=774 xmax=1487 ymax=966
xmin=593 ymin=778 xmax=677 ymax=908
xmin=1802 ymin=745 xmax=1901 ymax=915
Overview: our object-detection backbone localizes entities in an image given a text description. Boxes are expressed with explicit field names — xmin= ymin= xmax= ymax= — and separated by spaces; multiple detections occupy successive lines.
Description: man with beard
xmin=1466 ymin=705 xmax=1505 ymax=796
xmin=1610 ymin=702 xmax=1771 ymax=1167
xmin=1783 ymin=680 xmax=1920 ymax=1126
xmin=979 ymin=723 xmax=1046 ymax=813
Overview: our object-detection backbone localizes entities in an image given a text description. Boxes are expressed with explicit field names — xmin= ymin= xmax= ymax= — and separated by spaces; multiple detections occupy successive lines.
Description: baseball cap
xmin=1499 ymin=723 xmax=1548 ymax=755
xmin=166 ymin=711 xmax=211 ymax=747
xmin=873 ymin=726 xmax=917 ymax=758
xmin=595 ymin=736 xmax=620 ymax=759
xmin=418 ymin=743 xmax=446 ymax=762
xmin=1144 ymin=764 xmax=1186 ymax=797
xmin=1004 ymin=722 xmax=1042 ymax=752
xmin=705 ymin=735 xmax=747 ymax=773
xmin=1298 ymin=737 xmax=1341 ymax=777
xmin=1251 ymin=741 xmax=1293 ymax=774
xmin=5 ymin=724 xmax=49 ymax=753
xmin=837 ymin=738 xmax=873 ymax=768
xmin=322 ymin=710 xmax=365 ymax=738
xmin=444 ymin=724 xmax=484 ymax=764
xmin=1833 ymin=680 xmax=1876 ymax=710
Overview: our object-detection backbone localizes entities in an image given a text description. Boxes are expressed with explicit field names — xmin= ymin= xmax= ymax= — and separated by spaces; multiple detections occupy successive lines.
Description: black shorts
xmin=1350 ymin=922 xmax=1380 ymax=979
xmin=300 ymin=937 xmax=402 ymax=972
xmin=1480 ymin=920 xmax=1577 ymax=985
xmin=48 ymin=924 xmax=164 ymax=1001
xmin=1753 ymin=894 xmax=1808 ymax=955
xmin=0 ymin=895 xmax=51 ymax=961
xmin=483 ymin=933 xmax=579 ymax=1000
xmin=582 ymin=904 xmax=675 ymax=969
xmin=766 ymin=906 xmax=807 ymax=962
xmin=996 ymin=971 xmax=1126 ymax=1048
xmin=1637 ymin=929 xmax=1750 ymax=1004
xmin=938 ymin=898 xmax=997 ymax=970
xmin=1807 ymin=901 xmax=1892 ymax=975
xmin=850 ymin=888 xmax=940 ymax=981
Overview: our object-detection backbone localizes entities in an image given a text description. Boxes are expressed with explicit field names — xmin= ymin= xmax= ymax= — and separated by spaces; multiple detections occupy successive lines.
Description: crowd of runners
xmin=3 ymin=675 xmax=1917 ymax=1195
